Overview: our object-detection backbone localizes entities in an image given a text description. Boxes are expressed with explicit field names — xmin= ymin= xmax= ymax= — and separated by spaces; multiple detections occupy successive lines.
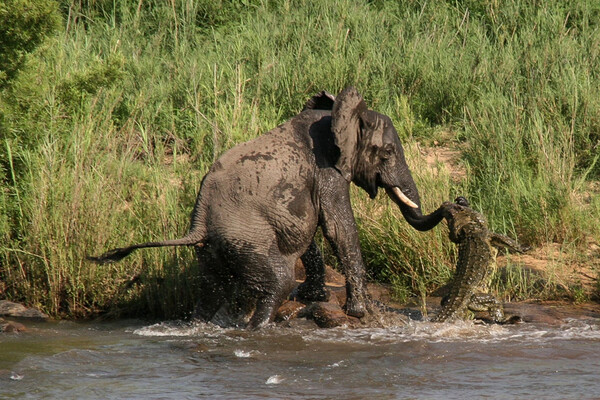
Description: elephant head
xmin=331 ymin=87 xmax=447 ymax=231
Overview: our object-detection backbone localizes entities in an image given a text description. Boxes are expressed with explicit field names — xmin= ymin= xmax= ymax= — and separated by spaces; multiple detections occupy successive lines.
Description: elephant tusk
xmin=391 ymin=187 xmax=419 ymax=209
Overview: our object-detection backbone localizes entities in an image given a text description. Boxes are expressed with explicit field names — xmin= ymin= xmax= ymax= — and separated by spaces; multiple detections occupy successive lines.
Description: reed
xmin=1 ymin=0 xmax=598 ymax=317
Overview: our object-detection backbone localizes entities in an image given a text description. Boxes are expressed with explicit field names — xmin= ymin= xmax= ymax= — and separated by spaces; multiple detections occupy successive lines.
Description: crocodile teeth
xmin=391 ymin=187 xmax=419 ymax=209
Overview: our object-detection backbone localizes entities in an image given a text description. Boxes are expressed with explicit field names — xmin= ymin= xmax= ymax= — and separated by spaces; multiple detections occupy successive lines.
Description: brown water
xmin=1 ymin=315 xmax=599 ymax=399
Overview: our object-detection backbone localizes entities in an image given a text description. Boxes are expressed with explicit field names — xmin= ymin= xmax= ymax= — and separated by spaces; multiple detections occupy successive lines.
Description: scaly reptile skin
xmin=432 ymin=200 xmax=525 ymax=323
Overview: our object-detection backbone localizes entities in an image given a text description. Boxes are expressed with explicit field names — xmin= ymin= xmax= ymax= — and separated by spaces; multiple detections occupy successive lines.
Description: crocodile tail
xmin=87 ymin=232 xmax=206 ymax=264
xmin=431 ymin=241 xmax=477 ymax=322
xmin=490 ymin=233 xmax=528 ymax=253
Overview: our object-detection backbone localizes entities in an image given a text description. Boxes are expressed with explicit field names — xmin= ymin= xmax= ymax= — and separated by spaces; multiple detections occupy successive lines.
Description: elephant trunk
xmin=385 ymin=187 xmax=447 ymax=232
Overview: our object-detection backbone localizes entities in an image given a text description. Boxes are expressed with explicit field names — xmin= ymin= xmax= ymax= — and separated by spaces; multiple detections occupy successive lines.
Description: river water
xmin=1 ymin=312 xmax=600 ymax=399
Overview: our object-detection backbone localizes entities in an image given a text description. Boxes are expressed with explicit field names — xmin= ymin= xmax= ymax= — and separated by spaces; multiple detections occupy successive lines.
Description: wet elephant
xmin=89 ymin=87 xmax=452 ymax=328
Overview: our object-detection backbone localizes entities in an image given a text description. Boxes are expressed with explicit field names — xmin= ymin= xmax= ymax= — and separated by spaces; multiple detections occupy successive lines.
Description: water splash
xmin=302 ymin=317 xmax=600 ymax=345
xmin=265 ymin=375 xmax=284 ymax=385
xmin=234 ymin=349 xmax=261 ymax=358
xmin=10 ymin=373 xmax=24 ymax=381
xmin=130 ymin=314 xmax=600 ymax=347
xmin=132 ymin=321 xmax=225 ymax=337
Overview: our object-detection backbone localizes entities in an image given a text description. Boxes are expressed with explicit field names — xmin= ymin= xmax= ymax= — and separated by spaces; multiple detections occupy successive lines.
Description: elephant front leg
xmin=318 ymin=173 xmax=369 ymax=318
xmin=296 ymin=240 xmax=329 ymax=302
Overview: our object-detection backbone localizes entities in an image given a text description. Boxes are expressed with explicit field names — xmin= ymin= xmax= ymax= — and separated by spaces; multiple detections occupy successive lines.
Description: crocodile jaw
xmin=390 ymin=187 xmax=419 ymax=209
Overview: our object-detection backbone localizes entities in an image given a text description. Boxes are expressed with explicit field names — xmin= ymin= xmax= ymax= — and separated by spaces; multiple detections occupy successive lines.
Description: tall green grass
xmin=1 ymin=0 xmax=599 ymax=317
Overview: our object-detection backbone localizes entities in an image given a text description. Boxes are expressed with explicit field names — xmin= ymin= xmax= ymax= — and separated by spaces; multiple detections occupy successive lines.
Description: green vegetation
xmin=1 ymin=0 xmax=599 ymax=318
xmin=0 ymin=0 xmax=61 ymax=86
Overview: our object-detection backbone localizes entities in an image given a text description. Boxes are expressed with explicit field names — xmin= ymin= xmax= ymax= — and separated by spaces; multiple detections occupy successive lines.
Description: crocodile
xmin=432 ymin=197 xmax=526 ymax=324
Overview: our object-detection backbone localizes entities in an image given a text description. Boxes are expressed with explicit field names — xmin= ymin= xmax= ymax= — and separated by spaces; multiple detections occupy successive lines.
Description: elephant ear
xmin=331 ymin=87 xmax=367 ymax=182
xmin=302 ymin=90 xmax=335 ymax=111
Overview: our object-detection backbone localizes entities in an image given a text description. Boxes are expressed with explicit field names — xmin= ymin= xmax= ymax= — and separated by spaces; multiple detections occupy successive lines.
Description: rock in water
xmin=1 ymin=320 xmax=27 ymax=333
xmin=275 ymin=301 xmax=306 ymax=322
xmin=301 ymin=302 xmax=360 ymax=328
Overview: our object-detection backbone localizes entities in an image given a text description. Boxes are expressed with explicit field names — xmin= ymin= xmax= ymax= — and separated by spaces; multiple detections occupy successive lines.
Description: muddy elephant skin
xmin=90 ymin=87 xmax=451 ymax=328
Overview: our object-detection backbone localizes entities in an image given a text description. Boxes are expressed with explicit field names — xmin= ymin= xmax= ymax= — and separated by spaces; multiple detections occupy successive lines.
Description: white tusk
xmin=391 ymin=187 xmax=419 ymax=209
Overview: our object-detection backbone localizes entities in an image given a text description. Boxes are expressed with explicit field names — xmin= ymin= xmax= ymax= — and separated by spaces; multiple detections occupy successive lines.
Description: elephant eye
xmin=380 ymin=144 xmax=394 ymax=160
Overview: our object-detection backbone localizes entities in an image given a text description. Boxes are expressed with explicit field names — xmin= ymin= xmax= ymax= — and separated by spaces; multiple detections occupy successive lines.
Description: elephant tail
xmin=87 ymin=231 xmax=206 ymax=264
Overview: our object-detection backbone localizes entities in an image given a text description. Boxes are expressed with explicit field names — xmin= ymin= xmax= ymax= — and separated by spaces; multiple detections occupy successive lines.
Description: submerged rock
xmin=0 ymin=319 xmax=27 ymax=333
xmin=300 ymin=302 xmax=360 ymax=328
xmin=503 ymin=301 xmax=600 ymax=325
xmin=275 ymin=301 xmax=306 ymax=323
xmin=276 ymin=282 xmax=361 ymax=328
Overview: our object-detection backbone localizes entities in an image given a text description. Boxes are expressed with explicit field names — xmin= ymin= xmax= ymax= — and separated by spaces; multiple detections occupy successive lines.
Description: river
xmin=1 ymin=311 xmax=599 ymax=399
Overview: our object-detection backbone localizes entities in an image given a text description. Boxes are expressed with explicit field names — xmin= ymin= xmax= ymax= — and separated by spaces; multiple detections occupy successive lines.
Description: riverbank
xmin=4 ymin=281 xmax=599 ymax=332
xmin=6 ymin=261 xmax=598 ymax=334
xmin=3 ymin=295 xmax=600 ymax=334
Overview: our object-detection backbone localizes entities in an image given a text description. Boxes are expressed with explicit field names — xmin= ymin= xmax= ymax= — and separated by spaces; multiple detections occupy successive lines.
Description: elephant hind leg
xmin=247 ymin=278 xmax=295 ymax=329
xmin=192 ymin=247 xmax=227 ymax=323
xmin=297 ymin=240 xmax=329 ymax=302
xmin=247 ymin=294 xmax=283 ymax=330
xmin=193 ymin=281 xmax=223 ymax=323
xmin=246 ymin=251 xmax=296 ymax=329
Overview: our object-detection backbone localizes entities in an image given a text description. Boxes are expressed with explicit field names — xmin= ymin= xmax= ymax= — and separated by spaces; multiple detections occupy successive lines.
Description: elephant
xmin=89 ymin=87 xmax=452 ymax=329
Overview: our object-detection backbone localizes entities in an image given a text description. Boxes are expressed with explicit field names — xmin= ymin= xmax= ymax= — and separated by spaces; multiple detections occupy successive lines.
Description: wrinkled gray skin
xmin=90 ymin=87 xmax=452 ymax=329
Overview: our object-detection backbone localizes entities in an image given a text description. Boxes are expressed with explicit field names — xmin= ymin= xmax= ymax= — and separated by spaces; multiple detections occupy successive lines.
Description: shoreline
xmin=3 ymin=290 xmax=599 ymax=333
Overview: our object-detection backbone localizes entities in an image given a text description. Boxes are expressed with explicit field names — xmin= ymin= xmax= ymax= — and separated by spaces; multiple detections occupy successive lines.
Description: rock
xmin=324 ymin=267 xmax=345 ymax=287
xmin=294 ymin=259 xmax=306 ymax=281
xmin=275 ymin=300 xmax=306 ymax=322
xmin=294 ymin=261 xmax=345 ymax=287
xmin=283 ymin=318 xmax=320 ymax=329
xmin=279 ymin=285 xmax=364 ymax=328
xmin=0 ymin=301 xmax=27 ymax=315
xmin=1 ymin=320 xmax=27 ymax=333
xmin=328 ymin=286 xmax=347 ymax=306
xmin=0 ymin=300 xmax=49 ymax=320
xmin=301 ymin=302 xmax=360 ymax=328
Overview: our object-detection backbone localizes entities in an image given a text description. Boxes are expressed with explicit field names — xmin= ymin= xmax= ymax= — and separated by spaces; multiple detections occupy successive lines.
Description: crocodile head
xmin=445 ymin=197 xmax=489 ymax=244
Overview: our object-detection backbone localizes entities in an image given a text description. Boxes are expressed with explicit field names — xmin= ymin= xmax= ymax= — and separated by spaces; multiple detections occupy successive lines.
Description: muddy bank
xmin=285 ymin=287 xmax=600 ymax=329
xmin=396 ymin=295 xmax=600 ymax=326
xmin=284 ymin=263 xmax=600 ymax=328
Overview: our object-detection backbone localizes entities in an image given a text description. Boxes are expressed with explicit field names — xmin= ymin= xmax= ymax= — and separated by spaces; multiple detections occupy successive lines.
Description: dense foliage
xmin=1 ymin=0 xmax=598 ymax=317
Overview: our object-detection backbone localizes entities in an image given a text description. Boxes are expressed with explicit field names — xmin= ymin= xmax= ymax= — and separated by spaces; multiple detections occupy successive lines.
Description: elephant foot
xmin=344 ymin=297 xmax=366 ymax=319
xmin=295 ymin=281 xmax=330 ymax=302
